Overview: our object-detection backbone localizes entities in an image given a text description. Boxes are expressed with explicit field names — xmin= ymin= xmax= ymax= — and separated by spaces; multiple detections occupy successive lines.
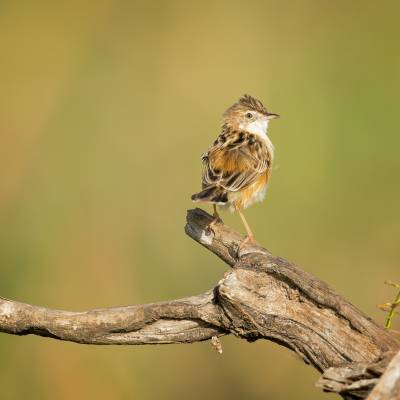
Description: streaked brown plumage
xmin=191 ymin=94 xmax=279 ymax=243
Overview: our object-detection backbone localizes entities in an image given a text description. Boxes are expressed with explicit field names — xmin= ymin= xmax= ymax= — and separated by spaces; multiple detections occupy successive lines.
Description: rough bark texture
xmin=0 ymin=208 xmax=399 ymax=399
xmin=0 ymin=292 xmax=225 ymax=345
xmin=366 ymin=350 xmax=400 ymax=400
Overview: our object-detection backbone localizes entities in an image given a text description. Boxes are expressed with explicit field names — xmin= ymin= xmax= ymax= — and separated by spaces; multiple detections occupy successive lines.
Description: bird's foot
xmin=212 ymin=212 xmax=223 ymax=225
xmin=237 ymin=235 xmax=257 ymax=257
xmin=206 ymin=214 xmax=223 ymax=235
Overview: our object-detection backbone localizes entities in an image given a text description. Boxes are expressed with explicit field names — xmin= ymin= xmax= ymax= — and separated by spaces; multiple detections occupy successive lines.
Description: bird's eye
xmin=246 ymin=112 xmax=253 ymax=119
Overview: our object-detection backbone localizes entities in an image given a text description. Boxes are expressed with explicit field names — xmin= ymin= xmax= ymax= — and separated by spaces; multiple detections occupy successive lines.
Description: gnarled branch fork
xmin=0 ymin=208 xmax=399 ymax=399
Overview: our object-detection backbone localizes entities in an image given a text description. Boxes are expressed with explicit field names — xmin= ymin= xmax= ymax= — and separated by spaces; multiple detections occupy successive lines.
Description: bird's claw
xmin=236 ymin=235 xmax=257 ymax=257
xmin=206 ymin=216 xmax=223 ymax=235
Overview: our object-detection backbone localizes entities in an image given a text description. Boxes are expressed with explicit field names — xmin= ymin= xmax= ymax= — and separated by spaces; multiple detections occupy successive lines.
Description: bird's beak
xmin=266 ymin=113 xmax=279 ymax=120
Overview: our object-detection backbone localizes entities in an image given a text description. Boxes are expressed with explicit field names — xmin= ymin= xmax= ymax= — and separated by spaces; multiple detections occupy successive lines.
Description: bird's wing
xmin=201 ymin=132 xmax=271 ymax=192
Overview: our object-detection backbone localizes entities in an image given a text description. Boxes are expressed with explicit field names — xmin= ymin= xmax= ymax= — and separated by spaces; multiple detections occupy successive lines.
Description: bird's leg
xmin=206 ymin=204 xmax=222 ymax=235
xmin=234 ymin=204 xmax=255 ymax=244
xmin=212 ymin=204 xmax=222 ymax=222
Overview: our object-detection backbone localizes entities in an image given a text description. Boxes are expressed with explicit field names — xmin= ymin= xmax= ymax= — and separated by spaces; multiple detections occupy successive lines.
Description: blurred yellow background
xmin=0 ymin=1 xmax=399 ymax=399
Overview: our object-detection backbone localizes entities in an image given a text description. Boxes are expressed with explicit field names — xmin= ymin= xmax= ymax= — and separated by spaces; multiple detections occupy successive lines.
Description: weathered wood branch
xmin=186 ymin=208 xmax=400 ymax=399
xmin=0 ymin=208 xmax=399 ymax=399
xmin=0 ymin=291 xmax=226 ymax=345
xmin=367 ymin=349 xmax=400 ymax=400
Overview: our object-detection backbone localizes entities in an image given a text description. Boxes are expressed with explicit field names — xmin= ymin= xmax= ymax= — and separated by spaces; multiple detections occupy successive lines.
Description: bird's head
xmin=223 ymin=94 xmax=279 ymax=136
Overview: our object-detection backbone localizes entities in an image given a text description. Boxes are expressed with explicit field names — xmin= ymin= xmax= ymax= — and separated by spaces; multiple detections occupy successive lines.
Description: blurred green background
xmin=0 ymin=1 xmax=399 ymax=399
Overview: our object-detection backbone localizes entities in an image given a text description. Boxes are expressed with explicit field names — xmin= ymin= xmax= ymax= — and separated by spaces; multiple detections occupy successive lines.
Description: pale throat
xmin=241 ymin=119 xmax=269 ymax=136
xmin=239 ymin=119 xmax=274 ymax=156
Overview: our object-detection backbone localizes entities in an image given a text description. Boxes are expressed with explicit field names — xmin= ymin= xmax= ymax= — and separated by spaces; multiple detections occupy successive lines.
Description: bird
xmin=191 ymin=94 xmax=279 ymax=244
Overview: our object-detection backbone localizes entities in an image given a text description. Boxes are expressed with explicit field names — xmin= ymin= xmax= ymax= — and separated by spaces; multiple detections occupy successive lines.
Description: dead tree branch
xmin=0 ymin=291 xmax=226 ymax=345
xmin=367 ymin=349 xmax=400 ymax=400
xmin=0 ymin=208 xmax=399 ymax=399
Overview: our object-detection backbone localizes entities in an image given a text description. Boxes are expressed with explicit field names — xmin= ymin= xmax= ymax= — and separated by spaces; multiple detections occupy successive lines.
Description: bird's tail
xmin=191 ymin=186 xmax=228 ymax=205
